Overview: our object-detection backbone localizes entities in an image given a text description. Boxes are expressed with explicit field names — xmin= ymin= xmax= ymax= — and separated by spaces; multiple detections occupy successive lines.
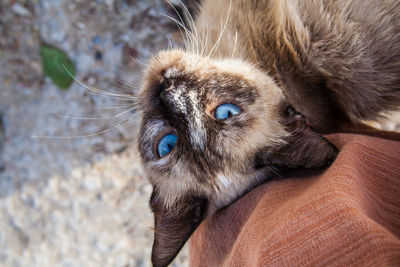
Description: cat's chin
xmin=207 ymin=165 xmax=281 ymax=215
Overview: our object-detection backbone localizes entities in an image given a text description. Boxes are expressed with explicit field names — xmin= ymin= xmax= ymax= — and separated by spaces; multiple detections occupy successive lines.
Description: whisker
xmin=119 ymin=79 xmax=139 ymax=89
xmin=55 ymin=114 xmax=108 ymax=121
xmin=166 ymin=33 xmax=174 ymax=50
xmin=175 ymin=0 xmax=201 ymax=55
xmin=113 ymin=105 xmax=138 ymax=119
xmin=78 ymin=81 xmax=135 ymax=99
xmin=99 ymin=103 xmax=137 ymax=110
xmin=200 ymin=26 xmax=210 ymax=57
xmin=164 ymin=11 xmax=190 ymax=52
xmin=207 ymin=0 xmax=232 ymax=57
xmin=266 ymin=166 xmax=284 ymax=179
xmin=110 ymin=111 xmax=139 ymax=127
xmin=231 ymin=30 xmax=238 ymax=58
xmin=166 ymin=0 xmax=198 ymax=54
xmin=34 ymin=62 xmax=139 ymax=140
xmin=31 ymin=121 xmax=126 ymax=139
xmin=113 ymin=80 xmax=139 ymax=94
xmin=176 ymin=0 xmax=199 ymax=44
xmin=80 ymin=86 xmax=138 ymax=101
xmin=166 ymin=1 xmax=188 ymax=32
xmin=130 ymin=56 xmax=149 ymax=68
xmin=111 ymin=80 xmax=140 ymax=95
xmin=158 ymin=11 xmax=197 ymax=54
xmin=84 ymin=91 xmax=138 ymax=101
xmin=129 ymin=112 xmax=139 ymax=121
xmin=31 ymin=116 xmax=134 ymax=140
xmin=61 ymin=63 xmax=137 ymax=100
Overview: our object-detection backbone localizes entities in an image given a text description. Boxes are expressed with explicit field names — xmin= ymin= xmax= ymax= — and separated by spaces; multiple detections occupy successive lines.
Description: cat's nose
xmin=160 ymin=89 xmax=169 ymax=103
xmin=162 ymin=77 xmax=173 ymax=90
xmin=159 ymin=79 xmax=175 ymax=106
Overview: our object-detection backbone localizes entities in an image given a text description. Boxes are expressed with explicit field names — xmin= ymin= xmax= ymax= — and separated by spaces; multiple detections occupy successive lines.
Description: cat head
xmin=138 ymin=49 xmax=337 ymax=266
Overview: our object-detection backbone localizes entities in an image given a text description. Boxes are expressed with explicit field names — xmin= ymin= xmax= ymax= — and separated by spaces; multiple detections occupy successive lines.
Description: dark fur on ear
xmin=150 ymin=190 xmax=208 ymax=267
xmin=256 ymin=103 xmax=338 ymax=169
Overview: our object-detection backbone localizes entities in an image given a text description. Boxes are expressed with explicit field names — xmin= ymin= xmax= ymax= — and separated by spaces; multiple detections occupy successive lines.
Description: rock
xmin=0 ymin=113 xmax=4 ymax=173
xmin=0 ymin=113 xmax=4 ymax=153
xmin=12 ymin=3 xmax=32 ymax=17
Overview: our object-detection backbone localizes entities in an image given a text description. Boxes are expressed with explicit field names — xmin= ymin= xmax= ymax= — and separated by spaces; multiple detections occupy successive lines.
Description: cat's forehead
xmin=143 ymin=49 xmax=271 ymax=89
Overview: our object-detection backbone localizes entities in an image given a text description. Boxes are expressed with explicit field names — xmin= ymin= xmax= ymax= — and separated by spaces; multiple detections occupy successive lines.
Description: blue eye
xmin=157 ymin=134 xmax=177 ymax=158
xmin=214 ymin=103 xmax=241 ymax=120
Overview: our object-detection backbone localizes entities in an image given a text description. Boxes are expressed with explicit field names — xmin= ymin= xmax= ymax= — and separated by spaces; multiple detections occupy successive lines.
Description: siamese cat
xmin=137 ymin=0 xmax=400 ymax=266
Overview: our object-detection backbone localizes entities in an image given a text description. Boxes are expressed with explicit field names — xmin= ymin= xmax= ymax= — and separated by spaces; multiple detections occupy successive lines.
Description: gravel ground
xmin=0 ymin=1 xmax=399 ymax=267
xmin=0 ymin=0 xmax=187 ymax=266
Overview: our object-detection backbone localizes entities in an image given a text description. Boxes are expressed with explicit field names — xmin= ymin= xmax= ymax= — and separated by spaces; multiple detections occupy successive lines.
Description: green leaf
xmin=40 ymin=43 xmax=75 ymax=89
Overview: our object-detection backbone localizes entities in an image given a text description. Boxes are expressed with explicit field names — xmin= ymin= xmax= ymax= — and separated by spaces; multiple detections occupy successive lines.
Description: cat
xmin=137 ymin=0 xmax=400 ymax=266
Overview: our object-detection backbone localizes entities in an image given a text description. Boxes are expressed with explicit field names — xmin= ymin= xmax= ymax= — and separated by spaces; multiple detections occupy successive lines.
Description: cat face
xmin=139 ymin=49 xmax=288 ymax=208
xmin=138 ymin=49 xmax=337 ymax=267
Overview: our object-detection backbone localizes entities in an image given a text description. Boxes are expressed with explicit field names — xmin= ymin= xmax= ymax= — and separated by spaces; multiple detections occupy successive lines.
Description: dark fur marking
xmin=255 ymin=103 xmax=338 ymax=169
xmin=150 ymin=190 xmax=208 ymax=267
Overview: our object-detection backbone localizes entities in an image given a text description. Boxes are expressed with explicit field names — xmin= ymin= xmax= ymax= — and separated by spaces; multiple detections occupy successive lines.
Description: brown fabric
xmin=189 ymin=132 xmax=400 ymax=266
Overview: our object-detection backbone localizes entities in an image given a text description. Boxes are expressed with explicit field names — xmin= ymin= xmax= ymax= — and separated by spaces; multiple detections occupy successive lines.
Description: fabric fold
xmin=190 ymin=132 xmax=400 ymax=266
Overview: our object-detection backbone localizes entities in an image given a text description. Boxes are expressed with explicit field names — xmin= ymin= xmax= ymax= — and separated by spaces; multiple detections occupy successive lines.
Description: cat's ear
xmin=257 ymin=104 xmax=338 ymax=169
xmin=150 ymin=189 xmax=208 ymax=267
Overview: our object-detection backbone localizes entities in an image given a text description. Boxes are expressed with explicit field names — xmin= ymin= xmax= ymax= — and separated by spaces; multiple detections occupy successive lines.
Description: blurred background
xmin=0 ymin=0 xmax=188 ymax=266
xmin=0 ymin=0 xmax=399 ymax=267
